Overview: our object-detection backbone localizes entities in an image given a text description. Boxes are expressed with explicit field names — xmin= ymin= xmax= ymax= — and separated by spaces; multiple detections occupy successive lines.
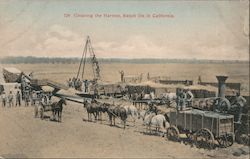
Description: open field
xmin=1 ymin=63 xmax=249 ymax=93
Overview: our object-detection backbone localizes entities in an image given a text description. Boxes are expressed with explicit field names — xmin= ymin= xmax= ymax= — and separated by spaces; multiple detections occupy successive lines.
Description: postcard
xmin=0 ymin=0 xmax=249 ymax=158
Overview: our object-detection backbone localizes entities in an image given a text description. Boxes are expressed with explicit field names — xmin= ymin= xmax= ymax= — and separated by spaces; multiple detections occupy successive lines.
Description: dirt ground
xmin=0 ymin=101 xmax=249 ymax=158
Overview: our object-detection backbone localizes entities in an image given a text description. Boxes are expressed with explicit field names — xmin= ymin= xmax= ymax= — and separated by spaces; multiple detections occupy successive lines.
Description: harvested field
xmin=0 ymin=102 xmax=249 ymax=158
xmin=1 ymin=63 xmax=249 ymax=93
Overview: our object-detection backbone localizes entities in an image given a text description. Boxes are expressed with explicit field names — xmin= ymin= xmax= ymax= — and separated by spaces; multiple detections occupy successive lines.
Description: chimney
xmin=216 ymin=76 xmax=228 ymax=98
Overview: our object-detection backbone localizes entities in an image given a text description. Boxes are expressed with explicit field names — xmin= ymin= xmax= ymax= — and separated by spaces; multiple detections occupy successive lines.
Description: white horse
xmin=160 ymin=92 xmax=177 ymax=107
xmin=143 ymin=113 xmax=169 ymax=136
xmin=143 ymin=92 xmax=155 ymax=100
xmin=122 ymin=104 xmax=139 ymax=126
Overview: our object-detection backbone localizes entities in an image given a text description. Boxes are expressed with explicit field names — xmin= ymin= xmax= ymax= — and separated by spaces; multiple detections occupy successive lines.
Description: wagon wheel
xmin=194 ymin=128 xmax=215 ymax=149
xmin=217 ymin=134 xmax=234 ymax=148
xmin=166 ymin=126 xmax=180 ymax=142
xmin=235 ymin=130 xmax=249 ymax=145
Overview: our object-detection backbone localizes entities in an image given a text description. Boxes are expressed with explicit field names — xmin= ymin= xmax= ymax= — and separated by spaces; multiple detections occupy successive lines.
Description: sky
xmin=0 ymin=0 xmax=249 ymax=60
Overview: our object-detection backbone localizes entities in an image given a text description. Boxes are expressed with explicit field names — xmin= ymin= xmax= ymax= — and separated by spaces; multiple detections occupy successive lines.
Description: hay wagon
xmin=166 ymin=109 xmax=234 ymax=149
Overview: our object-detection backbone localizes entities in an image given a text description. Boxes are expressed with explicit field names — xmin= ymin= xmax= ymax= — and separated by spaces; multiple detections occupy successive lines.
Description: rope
xmin=76 ymin=37 xmax=88 ymax=79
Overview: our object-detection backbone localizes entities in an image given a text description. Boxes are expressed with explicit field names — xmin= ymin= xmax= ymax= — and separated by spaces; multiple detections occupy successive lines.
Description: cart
xmin=166 ymin=109 xmax=234 ymax=149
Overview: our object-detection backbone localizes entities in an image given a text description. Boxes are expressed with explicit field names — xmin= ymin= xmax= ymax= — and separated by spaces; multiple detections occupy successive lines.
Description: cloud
xmin=0 ymin=24 xmax=248 ymax=60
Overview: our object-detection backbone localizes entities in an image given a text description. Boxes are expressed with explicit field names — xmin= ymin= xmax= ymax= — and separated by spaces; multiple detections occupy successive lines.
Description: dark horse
xmin=97 ymin=103 xmax=110 ymax=122
xmin=107 ymin=105 xmax=127 ymax=129
xmin=83 ymin=100 xmax=99 ymax=121
xmin=51 ymin=98 xmax=67 ymax=122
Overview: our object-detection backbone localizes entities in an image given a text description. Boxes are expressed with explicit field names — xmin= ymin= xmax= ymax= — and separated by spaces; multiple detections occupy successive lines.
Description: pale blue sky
xmin=0 ymin=0 xmax=249 ymax=60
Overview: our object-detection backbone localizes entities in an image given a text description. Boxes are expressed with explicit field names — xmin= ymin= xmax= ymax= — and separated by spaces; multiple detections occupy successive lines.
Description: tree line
xmin=0 ymin=56 xmax=248 ymax=64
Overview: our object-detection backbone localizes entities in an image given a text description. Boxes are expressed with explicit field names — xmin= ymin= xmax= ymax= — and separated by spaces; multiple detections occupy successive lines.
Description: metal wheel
xmin=235 ymin=130 xmax=249 ymax=146
xmin=166 ymin=126 xmax=180 ymax=142
xmin=194 ymin=128 xmax=215 ymax=149
xmin=217 ymin=134 xmax=234 ymax=148
xmin=216 ymin=98 xmax=231 ymax=113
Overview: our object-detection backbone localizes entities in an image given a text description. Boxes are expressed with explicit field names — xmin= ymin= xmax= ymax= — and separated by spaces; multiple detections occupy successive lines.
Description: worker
xmin=31 ymin=91 xmax=37 ymax=106
xmin=1 ymin=91 xmax=6 ymax=107
xmin=16 ymin=91 xmax=21 ymax=107
xmin=43 ymin=95 xmax=48 ymax=105
xmin=177 ymin=89 xmax=186 ymax=111
xmin=84 ymin=80 xmax=89 ymax=92
xmin=119 ymin=70 xmax=124 ymax=83
xmin=147 ymin=102 xmax=158 ymax=115
xmin=24 ymin=91 xmax=30 ymax=106
xmin=67 ymin=78 xmax=72 ymax=87
xmin=233 ymin=92 xmax=247 ymax=123
xmin=94 ymin=87 xmax=98 ymax=99
xmin=185 ymin=89 xmax=194 ymax=107
xmin=8 ymin=91 xmax=14 ymax=107
xmin=147 ymin=72 xmax=150 ymax=80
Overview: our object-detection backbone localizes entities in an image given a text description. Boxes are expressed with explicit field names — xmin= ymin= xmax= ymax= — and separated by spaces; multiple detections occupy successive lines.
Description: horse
xmin=107 ymin=105 xmax=127 ymax=129
xmin=143 ymin=113 xmax=169 ymax=136
xmin=83 ymin=100 xmax=99 ymax=122
xmin=160 ymin=92 xmax=177 ymax=107
xmin=51 ymin=98 xmax=67 ymax=122
xmin=97 ymin=102 xmax=110 ymax=122
xmin=122 ymin=104 xmax=139 ymax=126
xmin=143 ymin=92 xmax=155 ymax=100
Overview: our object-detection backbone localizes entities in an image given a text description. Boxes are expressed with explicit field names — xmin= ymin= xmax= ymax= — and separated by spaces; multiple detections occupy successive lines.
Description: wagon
xmin=166 ymin=109 xmax=234 ymax=149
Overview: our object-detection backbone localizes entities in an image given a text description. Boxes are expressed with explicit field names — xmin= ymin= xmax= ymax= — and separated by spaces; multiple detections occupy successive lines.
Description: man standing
xmin=185 ymin=89 xmax=194 ymax=107
xmin=1 ymin=91 xmax=6 ymax=107
xmin=24 ymin=91 xmax=29 ymax=106
xmin=147 ymin=72 xmax=150 ymax=80
xmin=177 ymin=89 xmax=186 ymax=111
xmin=84 ymin=80 xmax=89 ymax=93
xmin=8 ymin=91 xmax=14 ymax=107
xmin=16 ymin=91 xmax=21 ymax=107
xmin=233 ymin=92 xmax=247 ymax=123
xmin=119 ymin=71 xmax=124 ymax=83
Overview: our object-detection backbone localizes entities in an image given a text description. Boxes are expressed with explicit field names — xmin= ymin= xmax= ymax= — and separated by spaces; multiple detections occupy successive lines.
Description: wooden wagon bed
xmin=167 ymin=109 xmax=234 ymax=149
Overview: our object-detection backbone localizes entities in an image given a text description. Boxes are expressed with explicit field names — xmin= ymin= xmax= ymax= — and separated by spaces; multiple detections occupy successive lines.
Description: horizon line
xmin=0 ymin=56 xmax=249 ymax=62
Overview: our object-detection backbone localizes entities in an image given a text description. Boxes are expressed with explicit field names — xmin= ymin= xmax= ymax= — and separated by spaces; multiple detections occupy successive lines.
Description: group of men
xmin=176 ymin=89 xmax=194 ymax=111
xmin=1 ymin=90 xmax=52 ymax=108
xmin=68 ymin=77 xmax=82 ymax=91
xmin=1 ymin=90 xmax=22 ymax=107
xmin=67 ymin=78 xmax=91 ymax=93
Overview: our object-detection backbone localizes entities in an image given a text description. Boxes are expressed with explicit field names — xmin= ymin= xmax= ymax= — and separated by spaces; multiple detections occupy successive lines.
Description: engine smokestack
xmin=216 ymin=75 xmax=228 ymax=98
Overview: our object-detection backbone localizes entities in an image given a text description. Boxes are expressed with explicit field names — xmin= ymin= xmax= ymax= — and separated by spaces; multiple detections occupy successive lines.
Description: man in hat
xmin=8 ymin=91 xmax=14 ymax=107
xmin=24 ymin=91 xmax=30 ymax=106
xmin=177 ymin=89 xmax=186 ymax=111
xmin=84 ymin=80 xmax=89 ymax=93
xmin=147 ymin=101 xmax=158 ymax=115
xmin=185 ymin=89 xmax=194 ymax=107
xmin=16 ymin=91 xmax=21 ymax=107
xmin=232 ymin=92 xmax=247 ymax=123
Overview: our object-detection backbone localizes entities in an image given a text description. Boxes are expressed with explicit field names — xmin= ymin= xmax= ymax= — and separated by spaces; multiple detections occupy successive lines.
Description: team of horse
xmin=82 ymin=99 xmax=170 ymax=135
xmin=35 ymin=95 xmax=171 ymax=136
